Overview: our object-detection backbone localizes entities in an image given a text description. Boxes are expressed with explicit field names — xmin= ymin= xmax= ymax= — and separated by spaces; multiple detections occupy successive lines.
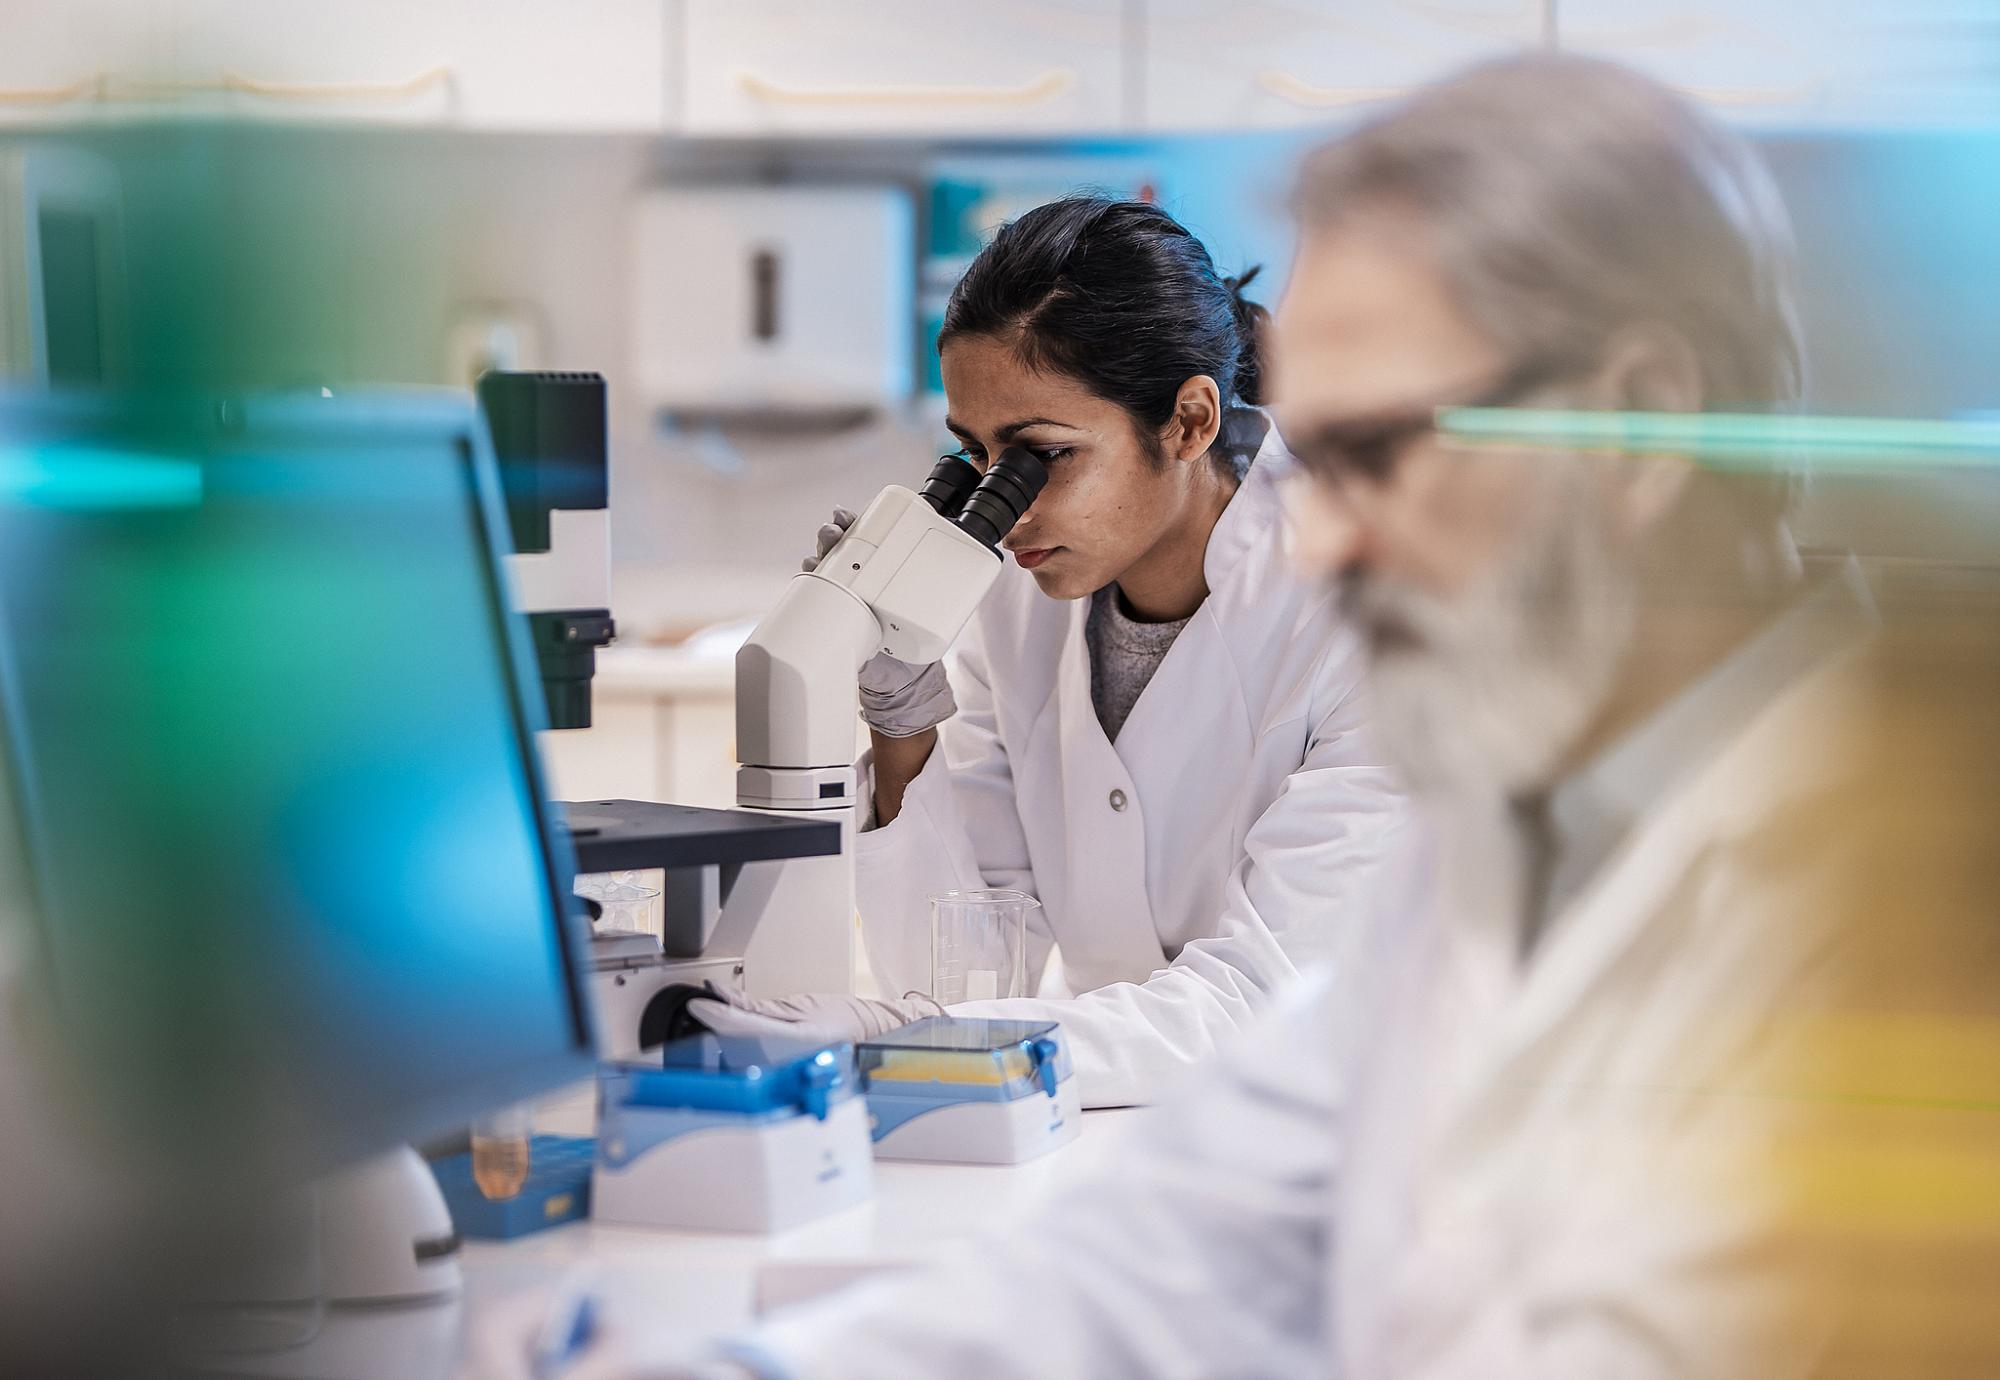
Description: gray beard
xmin=1342 ymin=478 xmax=1637 ymax=797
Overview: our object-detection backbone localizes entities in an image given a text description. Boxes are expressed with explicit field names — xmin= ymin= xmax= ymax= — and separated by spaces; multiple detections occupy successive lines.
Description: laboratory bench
xmin=461 ymin=1094 xmax=1145 ymax=1324
xmin=222 ymin=1103 xmax=1145 ymax=1379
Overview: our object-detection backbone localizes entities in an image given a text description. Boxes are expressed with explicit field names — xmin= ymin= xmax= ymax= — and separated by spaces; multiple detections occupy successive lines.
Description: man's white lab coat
xmin=732 ymin=570 xmax=2000 ymax=1379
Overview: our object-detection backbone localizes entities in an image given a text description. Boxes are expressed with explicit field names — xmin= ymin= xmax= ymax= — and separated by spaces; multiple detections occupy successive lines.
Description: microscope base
xmin=592 ymin=955 xmax=744 ymax=1059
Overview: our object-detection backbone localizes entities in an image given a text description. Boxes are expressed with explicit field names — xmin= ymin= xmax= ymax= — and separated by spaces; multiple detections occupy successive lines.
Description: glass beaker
xmin=928 ymin=889 xmax=1038 ymax=1004
xmin=574 ymin=871 xmax=662 ymax=937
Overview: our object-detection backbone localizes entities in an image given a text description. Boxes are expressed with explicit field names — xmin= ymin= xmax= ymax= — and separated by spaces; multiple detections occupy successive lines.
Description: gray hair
xmin=1294 ymin=54 xmax=1804 ymax=408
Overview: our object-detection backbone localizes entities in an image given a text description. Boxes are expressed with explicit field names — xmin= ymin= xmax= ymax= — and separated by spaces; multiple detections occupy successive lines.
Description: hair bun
xmin=1224 ymin=264 xmax=1270 ymax=407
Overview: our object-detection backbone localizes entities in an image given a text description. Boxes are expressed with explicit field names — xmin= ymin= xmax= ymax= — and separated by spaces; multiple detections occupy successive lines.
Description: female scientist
xmin=697 ymin=196 xmax=1407 ymax=1106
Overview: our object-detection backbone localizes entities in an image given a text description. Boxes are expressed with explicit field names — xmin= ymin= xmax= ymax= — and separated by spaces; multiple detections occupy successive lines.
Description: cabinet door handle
xmin=1255 ymin=70 xmax=1407 ymax=109
xmin=87 ymin=67 xmax=453 ymax=106
xmin=735 ymin=68 xmax=1074 ymax=107
xmin=215 ymin=64 xmax=454 ymax=103
xmin=0 ymin=75 xmax=106 ymax=107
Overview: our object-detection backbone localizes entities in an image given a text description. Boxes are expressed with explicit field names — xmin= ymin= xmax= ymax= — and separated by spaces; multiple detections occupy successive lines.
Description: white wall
xmin=44 ymin=118 xmax=2000 ymax=639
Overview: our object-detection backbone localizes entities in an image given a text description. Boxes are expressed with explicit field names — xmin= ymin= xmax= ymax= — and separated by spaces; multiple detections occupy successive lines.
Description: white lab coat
xmin=731 ymin=573 xmax=2000 ymax=1379
xmin=853 ymin=430 xmax=1408 ymax=1108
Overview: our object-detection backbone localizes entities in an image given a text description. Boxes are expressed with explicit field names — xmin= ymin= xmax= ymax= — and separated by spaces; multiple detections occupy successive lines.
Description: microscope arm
xmin=735 ymin=574 xmax=880 ymax=809
xmin=735 ymin=484 xmax=1006 ymax=811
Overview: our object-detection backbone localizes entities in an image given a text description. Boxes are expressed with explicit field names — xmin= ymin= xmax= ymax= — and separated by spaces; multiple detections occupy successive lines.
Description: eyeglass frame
xmin=1285 ymin=354 xmax=1584 ymax=493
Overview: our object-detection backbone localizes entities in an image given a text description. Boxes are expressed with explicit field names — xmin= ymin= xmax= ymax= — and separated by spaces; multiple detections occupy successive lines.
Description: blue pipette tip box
xmin=430 ymin=1134 xmax=595 ymax=1239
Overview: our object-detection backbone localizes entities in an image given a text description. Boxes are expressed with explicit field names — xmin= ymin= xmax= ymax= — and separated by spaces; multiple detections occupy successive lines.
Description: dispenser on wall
xmin=632 ymin=185 xmax=915 ymax=424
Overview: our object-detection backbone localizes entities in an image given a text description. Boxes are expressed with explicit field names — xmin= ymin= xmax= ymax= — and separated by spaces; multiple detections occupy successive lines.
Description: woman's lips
xmin=1012 ymin=547 xmax=1058 ymax=570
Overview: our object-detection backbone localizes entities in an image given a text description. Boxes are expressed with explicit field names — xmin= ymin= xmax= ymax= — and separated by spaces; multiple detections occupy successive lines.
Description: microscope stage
xmin=561 ymin=799 xmax=840 ymax=875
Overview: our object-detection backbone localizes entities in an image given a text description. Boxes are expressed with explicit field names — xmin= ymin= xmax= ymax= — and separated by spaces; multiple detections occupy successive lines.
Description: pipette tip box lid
xmin=857 ymin=1016 xmax=1081 ymax=1164
xmin=593 ymin=1032 xmax=873 ymax=1233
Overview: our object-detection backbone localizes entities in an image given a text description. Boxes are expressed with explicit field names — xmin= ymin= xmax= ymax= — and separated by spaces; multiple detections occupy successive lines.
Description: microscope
xmin=476 ymin=370 xmax=615 ymax=733
xmin=591 ymin=446 xmax=1046 ymax=1052
xmin=476 ymin=370 xmax=826 ymax=1049
xmin=478 ymin=369 xmax=1048 ymax=1055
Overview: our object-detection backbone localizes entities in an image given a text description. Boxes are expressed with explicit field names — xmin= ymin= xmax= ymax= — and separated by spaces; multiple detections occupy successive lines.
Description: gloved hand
xmin=687 ymin=984 xmax=946 ymax=1044
xmin=805 ymin=506 xmax=956 ymax=738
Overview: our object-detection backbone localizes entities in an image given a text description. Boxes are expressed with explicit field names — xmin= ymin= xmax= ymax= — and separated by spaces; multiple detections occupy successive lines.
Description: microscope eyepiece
xmin=918 ymin=453 xmax=982 ymax=517
xmin=953 ymin=447 xmax=1048 ymax=551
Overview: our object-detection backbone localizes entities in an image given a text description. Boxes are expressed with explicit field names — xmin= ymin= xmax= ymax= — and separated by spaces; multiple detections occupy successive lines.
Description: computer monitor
xmin=0 ymin=389 xmax=596 ymax=1186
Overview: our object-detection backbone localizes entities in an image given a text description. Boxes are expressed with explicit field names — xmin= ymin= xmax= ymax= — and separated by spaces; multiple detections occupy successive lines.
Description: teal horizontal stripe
xmin=1437 ymin=408 xmax=2000 ymax=473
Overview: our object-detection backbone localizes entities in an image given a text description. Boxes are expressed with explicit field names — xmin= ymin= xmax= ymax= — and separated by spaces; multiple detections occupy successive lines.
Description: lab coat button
xmin=1108 ymin=789 xmax=1128 ymax=812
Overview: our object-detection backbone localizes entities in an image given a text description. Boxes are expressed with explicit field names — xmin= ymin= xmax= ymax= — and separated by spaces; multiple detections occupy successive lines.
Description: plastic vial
xmin=470 ymin=1104 xmax=533 ymax=1200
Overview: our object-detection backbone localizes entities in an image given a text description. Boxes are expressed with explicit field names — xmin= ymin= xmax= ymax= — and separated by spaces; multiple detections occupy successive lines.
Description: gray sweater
xmin=1086 ymin=585 xmax=1192 ymax=743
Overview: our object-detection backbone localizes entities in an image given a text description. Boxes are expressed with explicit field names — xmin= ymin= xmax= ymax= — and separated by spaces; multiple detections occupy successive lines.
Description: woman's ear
xmin=1164 ymin=375 xmax=1223 ymax=464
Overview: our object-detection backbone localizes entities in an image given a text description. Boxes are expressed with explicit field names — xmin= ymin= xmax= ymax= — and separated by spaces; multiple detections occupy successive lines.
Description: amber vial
xmin=470 ymin=1106 xmax=532 ymax=1200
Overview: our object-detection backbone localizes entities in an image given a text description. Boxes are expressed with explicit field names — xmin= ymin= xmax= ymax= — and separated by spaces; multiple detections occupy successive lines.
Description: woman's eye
xmin=1031 ymin=446 xmax=1074 ymax=463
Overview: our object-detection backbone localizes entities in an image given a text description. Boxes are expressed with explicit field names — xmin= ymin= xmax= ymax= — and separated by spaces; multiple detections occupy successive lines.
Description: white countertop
xmin=455 ymin=1103 xmax=1147 ymax=1362
xmin=232 ymin=1107 xmax=1146 ymax=1379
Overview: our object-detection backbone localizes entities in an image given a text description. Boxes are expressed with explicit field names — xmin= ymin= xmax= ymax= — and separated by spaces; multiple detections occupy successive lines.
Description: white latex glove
xmin=687 ymin=988 xmax=945 ymax=1044
xmin=805 ymin=506 xmax=956 ymax=738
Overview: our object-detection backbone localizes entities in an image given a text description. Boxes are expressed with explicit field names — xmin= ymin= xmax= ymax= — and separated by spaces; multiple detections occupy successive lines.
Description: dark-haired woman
xmin=701 ymin=198 xmax=1407 ymax=1107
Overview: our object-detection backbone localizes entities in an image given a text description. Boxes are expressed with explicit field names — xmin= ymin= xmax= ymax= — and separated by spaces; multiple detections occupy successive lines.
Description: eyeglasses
xmin=1289 ymin=355 xmax=1577 ymax=491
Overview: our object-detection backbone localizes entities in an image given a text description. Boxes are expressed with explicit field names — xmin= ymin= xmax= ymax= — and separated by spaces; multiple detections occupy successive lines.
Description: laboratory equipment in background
xmin=930 ymin=888 xmax=1038 ymax=1003
xmin=592 ymin=1033 xmax=873 ymax=1233
xmin=473 ymin=367 xmax=867 ymax=1046
xmin=545 ymin=446 xmax=1053 ymax=1057
xmin=632 ymin=184 xmax=915 ymax=424
xmin=0 ymin=391 xmax=597 ymax=1340
xmin=0 ymin=145 xmax=126 ymax=388
xmin=565 ymin=797 xmax=842 ymax=1048
xmin=476 ymin=369 xmax=616 ymax=732
xmin=596 ymin=447 xmax=1037 ymax=1068
xmin=430 ymin=1135 xmax=596 ymax=1241
xmin=735 ymin=445 xmax=1047 ymax=811
xmin=858 ymin=1017 xmax=1080 ymax=1165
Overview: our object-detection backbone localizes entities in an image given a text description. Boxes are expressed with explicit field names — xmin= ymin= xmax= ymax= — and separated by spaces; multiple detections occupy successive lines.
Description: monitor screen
xmin=0 ymin=393 xmax=594 ymax=1183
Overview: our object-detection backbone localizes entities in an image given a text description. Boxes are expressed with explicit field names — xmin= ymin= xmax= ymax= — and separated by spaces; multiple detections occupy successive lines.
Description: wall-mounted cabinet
xmin=1560 ymin=0 xmax=2000 ymax=129
xmin=1 ymin=0 xmax=671 ymax=131
xmin=680 ymin=0 xmax=1128 ymax=136
xmin=0 ymin=0 xmax=176 ymax=127
xmin=178 ymin=0 xmax=669 ymax=130
xmin=3 ymin=2 xmax=1993 ymax=135
xmin=1142 ymin=0 xmax=1539 ymax=131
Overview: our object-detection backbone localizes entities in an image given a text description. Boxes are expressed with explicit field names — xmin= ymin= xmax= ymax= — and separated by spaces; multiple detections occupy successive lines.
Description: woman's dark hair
xmin=938 ymin=196 xmax=1270 ymax=472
